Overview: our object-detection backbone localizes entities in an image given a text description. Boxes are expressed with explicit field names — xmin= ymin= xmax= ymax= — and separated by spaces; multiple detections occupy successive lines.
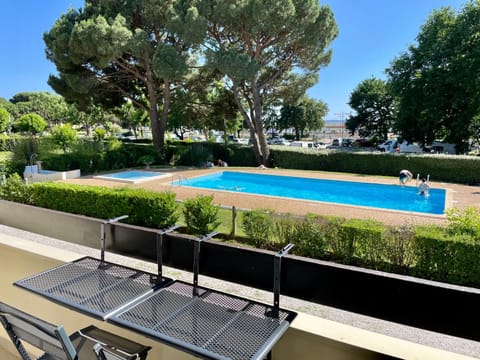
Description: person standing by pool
xmin=399 ymin=169 xmax=413 ymax=186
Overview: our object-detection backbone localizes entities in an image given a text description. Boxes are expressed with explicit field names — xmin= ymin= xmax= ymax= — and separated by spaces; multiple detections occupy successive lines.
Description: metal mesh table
xmin=14 ymin=257 xmax=166 ymax=319
xmin=14 ymin=237 xmax=297 ymax=360
xmin=110 ymin=281 xmax=296 ymax=360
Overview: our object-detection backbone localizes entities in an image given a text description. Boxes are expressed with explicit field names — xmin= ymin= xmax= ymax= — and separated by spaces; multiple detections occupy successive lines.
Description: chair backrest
xmin=0 ymin=302 xmax=76 ymax=360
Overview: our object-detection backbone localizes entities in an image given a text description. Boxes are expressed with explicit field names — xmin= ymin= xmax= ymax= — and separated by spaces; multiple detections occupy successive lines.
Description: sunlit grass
xmin=177 ymin=205 xmax=246 ymax=238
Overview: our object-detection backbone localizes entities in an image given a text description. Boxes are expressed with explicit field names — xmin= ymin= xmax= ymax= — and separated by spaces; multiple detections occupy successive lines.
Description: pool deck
xmin=62 ymin=167 xmax=480 ymax=226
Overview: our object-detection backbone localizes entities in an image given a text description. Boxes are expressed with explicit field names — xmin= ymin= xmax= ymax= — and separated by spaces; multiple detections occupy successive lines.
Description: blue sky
xmin=0 ymin=0 xmax=466 ymax=118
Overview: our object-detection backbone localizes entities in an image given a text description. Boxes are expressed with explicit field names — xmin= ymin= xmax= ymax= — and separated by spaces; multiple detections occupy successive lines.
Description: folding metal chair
xmin=0 ymin=302 xmax=150 ymax=360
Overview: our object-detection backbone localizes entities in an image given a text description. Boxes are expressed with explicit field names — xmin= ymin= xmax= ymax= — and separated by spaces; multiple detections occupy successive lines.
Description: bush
xmin=290 ymin=214 xmax=329 ymax=258
xmin=348 ymin=219 xmax=385 ymax=268
xmin=381 ymin=223 xmax=416 ymax=273
xmin=0 ymin=173 xmax=32 ymax=203
xmin=270 ymin=147 xmax=480 ymax=184
xmin=413 ymin=225 xmax=480 ymax=286
xmin=182 ymin=195 xmax=221 ymax=235
xmin=242 ymin=209 xmax=274 ymax=248
xmin=446 ymin=206 xmax=480 ymax=239
xmin=272 ymin=213 xmax=299 ymax=249
xmin=30 ymin=182 xmax=179 ymax=229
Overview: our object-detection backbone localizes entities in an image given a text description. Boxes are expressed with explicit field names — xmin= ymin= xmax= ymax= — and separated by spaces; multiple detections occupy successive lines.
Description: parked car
xmin=352 ymin=138 xmax=373 ymax=148
xmin=331 ymin=138 xmax=341 ymax=147
xmin=377 ymin=140 xmax=396 ymax=152
xmin=341 ymin=138 xmax=353 ymax=147
xmin=290 ymin=141 xmax=316 ymax=148
xmin=315 ymin=142 xmax=328 ymax=149
xmin=397 ymin=140 xmax=423 ymax=153
xmin=424 ymin=141 xmax=456 ymax=154
xmin=268 ymin=137 xmax=290 ymax=145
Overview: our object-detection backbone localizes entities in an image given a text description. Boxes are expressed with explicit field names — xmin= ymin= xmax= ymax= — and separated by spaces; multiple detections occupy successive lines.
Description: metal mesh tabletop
xmin=14 ymin=257 xmax=166 ymax=319
xmin=110 ymin=281 xmax=297 ymax=360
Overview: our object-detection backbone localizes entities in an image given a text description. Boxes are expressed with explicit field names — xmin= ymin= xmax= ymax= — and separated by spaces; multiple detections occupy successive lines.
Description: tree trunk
xmin=159 ymin=79 xmax=171 ymax=150
xmin=251 ymin=84 xmax=270 ymax=165
xmin=145 ymin=66 xmax=164 ymax=154
xmin=232 ymin=84 xmax=269 ymax=166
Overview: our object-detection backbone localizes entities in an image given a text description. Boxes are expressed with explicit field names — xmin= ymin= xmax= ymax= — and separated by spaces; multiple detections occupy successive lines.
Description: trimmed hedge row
xmin=30 ymin=182 xmax=179 ymax=229
xmin=241 ymin=210 xmax=480 ymax=287
xmin=270 ymin=147 xmax=480 ymax=184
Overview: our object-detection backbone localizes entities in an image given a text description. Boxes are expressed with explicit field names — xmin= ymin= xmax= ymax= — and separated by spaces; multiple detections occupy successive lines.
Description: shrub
xmin=413 ymin=225 xmax=480 ymax=286
xmin=270 ymin=147 xmax=480 ymax=184
xmin=14 ymin=113 xmax=47 ymax=135
xmin=182 ymin=195 xmax=221 ymax=235
xmin=291 ymin=214 xmax=329 ymax=258
xmin=446 ymin=206 xmax=480 ymax=240
xmin=0 ymin=173 xmax=32 ymax=204
xmin=30 ymin=182 xmax=179 ymax=229
xmin=272 ymin=213 xmax=299 ymax=249
xmin=382 ymin=223 xmax=416 ymax=273
xmin=348 ymin=219 xmax=385 ymax=268
xmin=242 ymin=209 xmax=274 ymax=248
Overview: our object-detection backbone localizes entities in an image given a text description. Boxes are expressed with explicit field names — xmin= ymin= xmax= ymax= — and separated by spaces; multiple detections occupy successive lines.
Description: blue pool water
xmin=95 ymin=170 xmax=167 ymax=183
xmin=176 ymin=171 xmax=446 ymax=214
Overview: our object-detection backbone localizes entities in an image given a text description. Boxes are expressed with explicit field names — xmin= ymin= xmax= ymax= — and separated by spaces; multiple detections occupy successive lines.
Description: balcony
xmin=0 ymin=200 xmax=479 ymax=359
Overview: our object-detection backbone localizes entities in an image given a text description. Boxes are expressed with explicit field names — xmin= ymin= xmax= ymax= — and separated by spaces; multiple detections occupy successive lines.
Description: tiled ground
xmin=63 ymin=167 xmax=480 ymax=226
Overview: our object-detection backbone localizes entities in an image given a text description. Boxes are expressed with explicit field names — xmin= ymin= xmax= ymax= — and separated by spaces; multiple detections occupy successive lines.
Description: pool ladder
xmin=172 ymin=174 xmax=187 ymax=186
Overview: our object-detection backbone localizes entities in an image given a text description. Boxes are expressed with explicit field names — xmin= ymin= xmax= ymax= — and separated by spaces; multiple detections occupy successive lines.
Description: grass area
xmin=177 ymin=205 xmax=247 ymax=238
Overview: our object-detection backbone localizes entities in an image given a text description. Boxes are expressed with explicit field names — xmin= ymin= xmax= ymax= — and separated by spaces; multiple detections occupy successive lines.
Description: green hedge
xmin=241 ymin=209 xmax=480 ymax=287
xmin=5 ymin=135 xmax=480 ymax=183
xmin=270 ymin=148 xmax=480 ymax=184
xmin=30 ymin=182 xmax=179 ymax=229
xmin=171 ymin=142 xmax=257 ymax=167
xmin=413 ymin=226 xmax=480 ymax=285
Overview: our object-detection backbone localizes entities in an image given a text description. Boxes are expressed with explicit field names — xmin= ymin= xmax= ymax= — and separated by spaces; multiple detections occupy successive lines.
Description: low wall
xmin=25 ymin=169 xmax=81 ymax=183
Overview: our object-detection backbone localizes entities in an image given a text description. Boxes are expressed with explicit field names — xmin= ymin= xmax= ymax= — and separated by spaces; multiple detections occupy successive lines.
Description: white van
xmin=290 ymin=141 xmax=316 ymax=149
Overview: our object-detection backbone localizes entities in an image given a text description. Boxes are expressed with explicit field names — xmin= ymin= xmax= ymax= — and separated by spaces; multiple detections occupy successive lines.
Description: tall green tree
xmin=387 ymin=1 xmax=480 ymax=152
xmin=44 ymin=0 xmax=204 ymax=155
xmin=14 ymin=114 xmax=47 ymax=136
xmin=346 ymin=78 xmax=395 ymax=140
xmin=279 ymin=96 xmax=327 ymax=140
xmin=0 ymin=108 xmax=10 ymax=133
xmin=9 ymin=92 xmax=68 ymax=127
xmin=198 ymin=0 xmax=338 ymax=165
xmin=51 ymin=123 xmax=78 ymax=152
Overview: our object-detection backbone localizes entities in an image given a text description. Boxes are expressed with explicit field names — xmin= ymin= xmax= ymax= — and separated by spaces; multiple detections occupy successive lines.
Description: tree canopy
xmin=43 ymin=0 xmax=337 ymax=164
xmin=387 ymin=1 xmax=480 ymax=152
xmin=14 ymin=113 xmax=48 ymax=135
xmin=44 ymin=0 xmax=203 ymax=153
xmin=346 ymin=78 xmax=395 ymax=141
xmin=199 ymin=0 xmax=338 ymax=164
xmin=279 ymin=96 xmax=327 ymax=140
xmin=0 ymin=108 xmax=10 ymax=133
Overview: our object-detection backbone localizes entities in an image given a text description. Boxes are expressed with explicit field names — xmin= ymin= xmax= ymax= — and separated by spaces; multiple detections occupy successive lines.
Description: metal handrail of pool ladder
xmin=171 ymin=174 xmax=186 ymax=187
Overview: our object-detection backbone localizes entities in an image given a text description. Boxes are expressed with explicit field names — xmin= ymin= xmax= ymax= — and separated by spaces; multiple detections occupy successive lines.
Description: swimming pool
xmin=175 ymin=171 xmax=446 ymax=214
xmin=95 ymin=170 xmax=169 ymax=183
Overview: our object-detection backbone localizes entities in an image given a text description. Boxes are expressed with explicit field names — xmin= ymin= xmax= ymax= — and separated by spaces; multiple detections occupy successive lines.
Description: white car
xmin=377 ymin=140 xmax=396 ymax=152
xmin=398 ymin=140 xmax=423 ymax=153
